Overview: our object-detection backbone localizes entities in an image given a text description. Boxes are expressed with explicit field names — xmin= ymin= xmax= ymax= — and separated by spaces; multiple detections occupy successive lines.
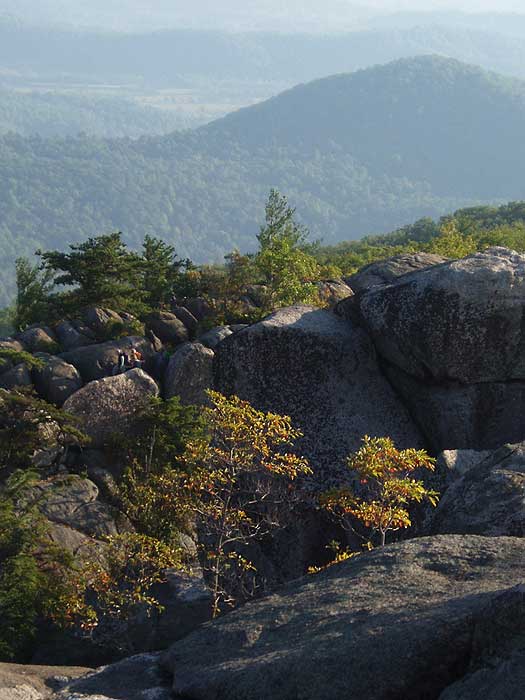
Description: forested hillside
xmin=0 ymin=89 xmax=207 ymax=138
xmin=2 ymin=56 xmax=525 ymax=304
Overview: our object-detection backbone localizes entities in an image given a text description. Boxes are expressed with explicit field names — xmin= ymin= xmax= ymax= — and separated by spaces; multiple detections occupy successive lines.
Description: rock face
xmin=199 ymin=325 xmax=233 ymax=350
xmin=162 ymin=535 xmax=525 ymax=700
xmin=63 ymin=369 xmax=159 ymax=448
xmin=32 ymin=354 xmax=82 ymax=406
xmin=60 ymin=336 xmax=155 ymax=382
xmin=430 ymin=442 xmax=525 ymax=537
xmin=0 ymin=363 xmax=32 ymax=390
xmin=164 ymin=342 xmax=214 ymax=404
xmin=145 ymin=312 xmax=189 ymax=346
xmin=83 ymin=307 xmax=124 ymax=337
xmin=27 ymin=475 xmax=129 ymax=539
xmin=358 ymin=247 xmax=525 ymax=450
xmin=214 ymin=306 xmax=423 ymax=483
xmin=0 ymin=663 xmax=90 ymax=700
xmin=345 ymin=251 xmax=447 ymax=292
xmin=18 ymin=326 xmax=59 ymax=354
xmin=55 ymin=320 xmax=95 ymax=351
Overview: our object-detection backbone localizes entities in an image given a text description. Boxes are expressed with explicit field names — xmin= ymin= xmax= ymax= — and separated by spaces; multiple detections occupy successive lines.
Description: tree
xmin=119 ymin=397 xmax=207 ymax=542
xmin=14 ymin=257 xmax=55 ymax=330
xmin=38 ymin=232 xmax=146 ymax=317
xmin=141 ymin=235 xmax=189 ymax=309
xmin=55 ymin=533 xmax=181 ymax=654
xmin=321 ymin=436 xmax=438 ymax=548
xmin=254 ymin=190 xmax=321 ymax=311
xmin=179 ymin=390 xmax=311 ymax=617
xmin=426 ymin=219 xmax=477 ymax=258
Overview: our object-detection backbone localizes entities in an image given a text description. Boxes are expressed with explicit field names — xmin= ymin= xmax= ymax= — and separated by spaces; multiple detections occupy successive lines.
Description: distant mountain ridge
xmin=0 ymin=55 xmax=524 ymax=305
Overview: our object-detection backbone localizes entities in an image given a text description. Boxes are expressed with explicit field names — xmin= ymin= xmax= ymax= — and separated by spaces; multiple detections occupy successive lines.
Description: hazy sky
xmin=3 ymin=0 xmax=525 ymax=33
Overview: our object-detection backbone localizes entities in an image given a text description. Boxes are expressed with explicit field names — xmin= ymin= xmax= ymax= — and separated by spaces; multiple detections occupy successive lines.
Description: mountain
xmin=1 ymin=55 xmax=525 ymax=305
xmin=7 ymin=21 xmax=525 ymax=85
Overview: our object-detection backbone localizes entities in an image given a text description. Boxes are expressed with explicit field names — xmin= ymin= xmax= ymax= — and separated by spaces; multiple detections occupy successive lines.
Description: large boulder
xmin=83 ymin=307 xmax=124 ymax=337
xmin=0 ymin=363 xmax=32 ymax=390
xmin=345 ymin=251 xmax=448 ymax=293
xmin=145 ymin=312 xmax=188 ymax=346
xmin=63 ymin=368 xmax=159 ymax=448
xmin=358 ymin=247 xmax=525 ymax=450
xmin=162 ymin=535 xmax=525 ymax=700
xmin=18 ymin=325 xmax=59 ymax=354
xmin=54 ymin=319 xmax=95 ymax=352
xmin=214 ymin=306 xmax=423 ymax=485
xmin=0 ymin=663 xmax=89 ymax=700
xmin=32 ymin=354 xmax=82 ymax=406
xmin=27 ymin=475 xmax=129 ymax=539
xmin=164 ymin=342 xmax=214 ymax=404
xmin=316 ymin=279 xmax=353 ymax=307
xmin=59 ymin=336 xmax=155 ymax=382
xmin=171 ymin=305 xmax=199 ymax=336
xmin=430 ymin=442 xmax=525 ymax=537
xmin=199 ymin=326 xmax=233 ymax=350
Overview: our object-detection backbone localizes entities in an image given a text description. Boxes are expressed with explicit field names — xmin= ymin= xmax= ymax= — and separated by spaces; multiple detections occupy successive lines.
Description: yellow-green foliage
xmin=321 ymin=436 xmax=438 ymax=548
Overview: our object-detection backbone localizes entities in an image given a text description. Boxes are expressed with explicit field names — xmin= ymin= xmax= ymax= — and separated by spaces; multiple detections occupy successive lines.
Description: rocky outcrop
xmin=164 ymin=342 xmax=214 ymax=404
xmin=27 ymin=475 xmax=130 ymax=539
xmin=0 ymin=363 xmax=32 ymax=390
xmin=214 ymin=306 xmax=423 ymax=484
xmin=0 ymin=663 xmax=90 ymax=700
xmin=430 ymin=442 xmax=525 ymax=537
xmin=171 ymin=305 xmax=199 ymax=336
xmin=59 ymin=336 xmax=155 ymax=382
xmin=345 ymin=252 xmax=447 ymax=292
xmin=358 ymin=247 xmax=525 ymax=450
xmin=32 ymin=354 xmax=82 ymax=406
xmin=145 ymin=312 xmax=188 ymax=346
xmin=162 ymin=535 xmax=525 ymax=700
xmin=55 ymin=320 xmax=95 ymax=351
xmin=199 ymin=325 xmax=233 ymax=350
xmin=83 ymin=307 xmax=124 ymax=337
xmin=63 ymin=369 xmax=159 ymax=448
xmin=18 ymin=326 xmax=59 ymax=354
xmin=316 ymin=279 xmax=353 ymax=307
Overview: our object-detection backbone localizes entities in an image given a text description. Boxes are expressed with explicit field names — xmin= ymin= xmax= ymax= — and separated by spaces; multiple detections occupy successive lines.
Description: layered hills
xmin=1 ymin=55 xmax=525 ymax=305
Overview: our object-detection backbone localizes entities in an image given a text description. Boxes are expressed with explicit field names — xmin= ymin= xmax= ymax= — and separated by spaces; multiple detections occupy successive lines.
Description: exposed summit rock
xmin=32 ymin=354 xmax=82 ymax=406
xmin=358 ymin=247 xmax=525 ymax=450
xmin=345 ymin=252 xmax=447 ymax=293
xmin=145 ymin=311 xmax=189 ymax=346
xmin=430 ymin=442 xmax=525 ymax=537
xmin=214 ymin=305 xmax=423 ymax=483
xmin=162 ymin=535 xmax=525 ymax=700
xmin=164 ymin=342 xmax=214 ymax=404
xmin=63 ymin=368 xmax=159 ymax=448
xmin=59 ymin=336 xmax=155 ymax=382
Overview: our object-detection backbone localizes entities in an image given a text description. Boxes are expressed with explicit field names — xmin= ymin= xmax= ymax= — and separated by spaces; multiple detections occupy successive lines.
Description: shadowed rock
xmin=162 ymin=535 xmax=525 ymax=700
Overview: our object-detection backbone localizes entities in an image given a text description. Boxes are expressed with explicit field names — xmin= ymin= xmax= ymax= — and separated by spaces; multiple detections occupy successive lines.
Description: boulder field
xmin=3 ymin=250 xmax=525 ymax=697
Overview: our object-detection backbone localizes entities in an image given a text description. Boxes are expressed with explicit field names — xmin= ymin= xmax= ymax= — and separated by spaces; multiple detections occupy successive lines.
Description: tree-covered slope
xmin=1 ymin=56 xmax=525 ymax=304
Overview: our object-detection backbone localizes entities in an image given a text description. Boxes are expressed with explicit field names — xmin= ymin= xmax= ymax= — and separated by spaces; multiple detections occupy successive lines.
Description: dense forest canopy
xmin=2 ymin=56 xmax=525 ymax=305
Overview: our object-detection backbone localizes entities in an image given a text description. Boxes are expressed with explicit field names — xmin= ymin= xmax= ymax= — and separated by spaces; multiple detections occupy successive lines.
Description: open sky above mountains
xmin=3 ymin=1 xmax=525 ymax=32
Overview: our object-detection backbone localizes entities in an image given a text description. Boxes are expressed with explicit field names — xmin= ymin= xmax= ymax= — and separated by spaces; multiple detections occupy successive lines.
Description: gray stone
xmin=18 ymin=326 xmax=59 ymax=354
xmin=63 ymin=368 xmax=159 ymax=448
xmin=164 ymin=342 xmax=214 ymax=404
xmin=180 ymin=297 xmax=213 ymax=322
xmin=60 ymin=337 xmax=155 ymax=382
xmin=32 ymin=354 xmax=82 ymax=405
xmin=430 ymin=442 xmax=525 ymax=537
xmin=171 ymin=306 xmax=199 ymax=336
xmin=199 ymin=326 xmax=233 ymax=350
xmin=345 ymin=251 xmax=448 ymax=293
xmin=55 ymin=320 xmax=95 ymax=352
xmin=439 ymin=586 xmax=525 ymax=699
xmin=0 ymin=663 xmax=89 ymax=700
xmin=359 ymin=247 xmax=525 ymax=384
xmin=56 ymin=653 xmax=171 ymax=700
xmin=84 ymin=307 xmax=124 ymax=337
xmin=358 ymin=247 xmax=525 ymax=450
xmin=162 ymin=535 xmax=525 ymax=700
xmin=0 ymin=363 xmax=32 ymax=390
xmin=0 ymin=339 xmax=25 ymax=374
xmin=145 ymin=312 xmax=188 ymax=346
xmin=27 ymin=475 xmax=128 ymax=538
xmin=316 ymin=279 xmax=353 ymax=307
xmin=214 ymin=306 xmax=423 ymax=485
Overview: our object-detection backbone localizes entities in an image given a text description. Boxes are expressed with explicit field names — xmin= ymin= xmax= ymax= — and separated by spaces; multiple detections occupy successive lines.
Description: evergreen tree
xmin=141 ymin=235 xmax=189 ymax=309
xmin=39 ymin=232 xmax=146 ymax=317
